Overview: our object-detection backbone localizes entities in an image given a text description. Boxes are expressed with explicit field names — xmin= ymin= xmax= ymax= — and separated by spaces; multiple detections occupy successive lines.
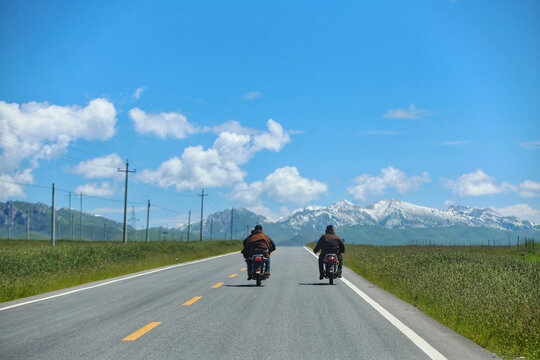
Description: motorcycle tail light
xmin=327 ymin=256 xmax=336 ymax=262
xmin=254 ymin=257 xmax=262 ymax=261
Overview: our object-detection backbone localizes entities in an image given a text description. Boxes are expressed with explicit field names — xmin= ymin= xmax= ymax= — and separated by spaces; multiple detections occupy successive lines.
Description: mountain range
xmin=275 ymin=199 xmax=537 ymax=232
xmin=2 ymin=199 xmax=539 ymax=245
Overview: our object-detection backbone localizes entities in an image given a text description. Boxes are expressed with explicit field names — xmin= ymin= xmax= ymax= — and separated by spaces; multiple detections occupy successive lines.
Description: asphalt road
xmin=0 ymin=246 xmax=499 ymax=360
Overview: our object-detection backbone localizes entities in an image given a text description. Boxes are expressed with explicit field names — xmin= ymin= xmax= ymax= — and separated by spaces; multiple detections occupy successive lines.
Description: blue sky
xmin=1 ymin=0 xmax=539 ymax=226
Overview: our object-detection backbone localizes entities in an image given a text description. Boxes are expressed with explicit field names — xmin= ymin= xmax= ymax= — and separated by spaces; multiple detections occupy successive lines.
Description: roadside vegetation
xmin=326 ymin=244 xmax=539 ymax=360
xmin=0 ymin=239 xmax=242 ymax=302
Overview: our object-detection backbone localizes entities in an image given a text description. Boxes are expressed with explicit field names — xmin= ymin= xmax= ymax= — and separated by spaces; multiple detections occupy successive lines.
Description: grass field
xmin=0 ymin=239 xmax=242 ymax=303
xmin=330 ymin=244 xmax=539 ymax=360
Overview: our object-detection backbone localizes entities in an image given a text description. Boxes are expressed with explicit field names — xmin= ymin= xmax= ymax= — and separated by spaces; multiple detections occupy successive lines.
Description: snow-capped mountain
xmin=276 ymin=199 xmax=538 ymax=232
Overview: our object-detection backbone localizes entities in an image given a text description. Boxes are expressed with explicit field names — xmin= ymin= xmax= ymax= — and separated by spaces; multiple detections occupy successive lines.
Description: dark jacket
xmin=313 ymin=230 xmax=345 ymax=256
xmin=242 ymin=230 xmax=276 ymax=258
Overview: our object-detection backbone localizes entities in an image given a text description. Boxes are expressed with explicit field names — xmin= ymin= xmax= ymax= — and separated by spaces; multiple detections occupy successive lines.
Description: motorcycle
xmin=323 ymin=253 xmax=340 ymax=285
xmin=250 ymin=253 xmax=269 ymax=286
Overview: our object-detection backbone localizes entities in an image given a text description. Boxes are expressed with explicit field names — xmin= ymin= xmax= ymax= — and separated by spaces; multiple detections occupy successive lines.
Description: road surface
xmin=0 ymin=246 xmax=499 ymax=360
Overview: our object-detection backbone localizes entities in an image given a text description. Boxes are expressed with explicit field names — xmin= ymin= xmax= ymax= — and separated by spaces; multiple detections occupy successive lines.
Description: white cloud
xmin=520 ymin=180 xmax=540 ymax=198
xmin=347 ymin=166 xmax=430 ymax=202
xmin=137 ymin=119 xmax=293 ymax=192
xmin=229 ymin=166 xmax=328 ymax=205
xmin=383 ymin=104 xmax=432 ymax=120
xmin=132 ymin=87 xmax=146 ymax=100
xmin=0 ymin=99 xmax=117 ymax=174
xmin=242 ymin=91 xmax=261 ymax=100
xmin=444 ymin=169 xmax=517 ymax=197
xmin=247 ymin=204 xmax=279 ymax=220
xmin=71 ymin=153 xmax=124 ymax=179
xmin=0 ymin=169 xmax=34 ymax=200
xmin=253 ymin=119 xmax=291 ymax=152
xmin=230 ymin=181 xmax=264 ymax=204
xmin=264 ymin=166 xmax=328 ymax=203
xmin=520 ymin=141 xmax=540 ymax=150
xmin=75 ymin=181 xmax=116 ymax=197
xmin=494 ymin=204 xmax=540 ymax=224
xmin=129 ymin=108 xmax=199 ymax=139
xmin=207 ymin=119 xmax=290 ymax=154
xmin=137 ymin=147 xmax=246 ymax=191
xmin=205 ymin=120 xmax=257 ymax=135
xmin=206 ymin=119 xmax=291 ymax=155
xmin=212 ymin=131 xmax=253 ymax=165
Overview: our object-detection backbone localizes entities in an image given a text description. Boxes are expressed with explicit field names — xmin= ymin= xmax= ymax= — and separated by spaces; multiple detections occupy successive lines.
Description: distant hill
xmin=0 ymin=201 xmax=125 ymax=241
xmin=2 ymin=200 xmax=539 ymax=245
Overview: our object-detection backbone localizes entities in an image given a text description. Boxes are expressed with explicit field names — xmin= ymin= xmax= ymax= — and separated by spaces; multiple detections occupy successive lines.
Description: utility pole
xmin=230 ymin=208 xmax=234 ymax=241
xmin=68 ymin=192 xmax=72 ymax=241
xmin=51 ymin=183 xmax=56 ymax=247
xmin=145 ymin=200 xmax=150 ymax=243
xmin=26 ymin=209 xmax=29 ymax=241
xmin=197 ymin=188 xmax=207 ymax=241
xmin=118 ymin=159 xmax=136 ymax=244
xmin=6 ymin=202 xmax=10 ymax=240
xmin=210 ymin=217 xmax=213 ymax=241
xmin=80 ymin=193 xmax=83 ymax=240
xmin=187 ymin=210 xmax=191 ymax=242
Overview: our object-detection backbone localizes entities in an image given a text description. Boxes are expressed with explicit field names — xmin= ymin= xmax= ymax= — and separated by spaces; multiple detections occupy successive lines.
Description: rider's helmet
xmin=326 ymin=225 xmax=334 ymax=233
xmin=254 ymin=224 xmax=263 ymax=231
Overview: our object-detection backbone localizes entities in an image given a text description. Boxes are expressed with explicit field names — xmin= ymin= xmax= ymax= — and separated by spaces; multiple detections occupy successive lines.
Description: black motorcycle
xmin=250 ymin=253 xmax=269 ymax=286
xmin=323 ymin=253 xmax=340 ymax=285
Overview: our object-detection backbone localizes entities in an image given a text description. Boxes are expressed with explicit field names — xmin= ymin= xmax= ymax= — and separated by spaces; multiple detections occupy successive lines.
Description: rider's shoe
xmin=247 ymin=273 xmax=252 ymax=280
xmin=337 ymin=271 xmax=342 ymax=278
xmin=319 ymin=274 xmax=324 ymax=280
xmin=266 ymin=271 xmax=270 ymax=277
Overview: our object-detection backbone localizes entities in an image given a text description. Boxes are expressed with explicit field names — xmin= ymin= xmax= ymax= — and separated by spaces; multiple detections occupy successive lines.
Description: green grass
xmin=320 ymin=244 xmax=539 ymax=360
xmin=0 ymin=239 xmax=242 ymax=302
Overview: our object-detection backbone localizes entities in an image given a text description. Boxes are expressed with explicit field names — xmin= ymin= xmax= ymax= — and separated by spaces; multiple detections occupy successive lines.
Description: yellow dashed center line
xmin=240 ymin=267 xmax=247 ymax=271
xmin=122 ymin=322 xmax=161 ymax=341
xmin=229 ymin=273 xmax=238 ymax=278
xmin=183 ymin=296 xmax=203 ymax=306
xmin=211 ymin=282 xmax=224 ymax=288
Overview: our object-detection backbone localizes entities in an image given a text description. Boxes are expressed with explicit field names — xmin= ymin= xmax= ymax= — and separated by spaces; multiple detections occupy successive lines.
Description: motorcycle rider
xmin=242 ymin=225 xmax=275 ymax=280
xmin=313 ymin=225 xmax=345 ymax=280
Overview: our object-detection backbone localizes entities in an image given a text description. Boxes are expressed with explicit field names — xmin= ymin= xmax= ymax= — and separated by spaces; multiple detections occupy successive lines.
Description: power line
xmin=0 ymin=178 xmax=51 ymax=190
xmin=151 ymin=204 xmax=184 ymax=214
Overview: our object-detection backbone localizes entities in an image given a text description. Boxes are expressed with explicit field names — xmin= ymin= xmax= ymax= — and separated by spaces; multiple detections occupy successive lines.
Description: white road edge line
xmin=0 ymin=251 xmax=240 ymax=312
xmin=303 ymin=246 xmax=447 ymax=360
